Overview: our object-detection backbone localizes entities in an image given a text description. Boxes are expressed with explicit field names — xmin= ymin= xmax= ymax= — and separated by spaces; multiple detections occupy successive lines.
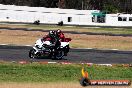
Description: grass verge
xmin=25 ymin=25 xmax=132 ymax=35
xmin=0 ymin=63 xmax=132 ymax=83
xmin=1 ymin=24 xmax=132 ymax=34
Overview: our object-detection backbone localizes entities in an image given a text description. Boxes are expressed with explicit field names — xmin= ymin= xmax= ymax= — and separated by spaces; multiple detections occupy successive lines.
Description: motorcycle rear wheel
xmin=54 ymin=50 xmax=64 ymax=60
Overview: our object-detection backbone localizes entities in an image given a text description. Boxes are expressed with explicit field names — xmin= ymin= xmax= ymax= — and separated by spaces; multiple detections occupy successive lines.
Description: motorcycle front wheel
xmin=29 ymin=49 xmax=36 ymax=58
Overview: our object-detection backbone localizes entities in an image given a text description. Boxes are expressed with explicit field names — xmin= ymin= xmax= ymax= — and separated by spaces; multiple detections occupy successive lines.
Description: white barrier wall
xmin=106 ymin=14 xmax=132 ymax=26
xmin=0 ymin=4 xmax=97 ymax=25
xmin=0 ymin=4 xmax=132 ymax=26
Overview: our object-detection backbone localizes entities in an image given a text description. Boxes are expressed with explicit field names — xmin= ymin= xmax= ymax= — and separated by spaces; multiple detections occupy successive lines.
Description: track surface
xmin=0 ymin=46 xmax=132 ymax=64
xmin=0 ymin=27 xmax=132 ymax=64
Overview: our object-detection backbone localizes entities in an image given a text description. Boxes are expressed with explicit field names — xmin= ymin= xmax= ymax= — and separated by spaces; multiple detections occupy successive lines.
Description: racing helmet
xmin=49 ymin=30 xmax=55 ymax=37
xmin=56 ymin=29 xmax=61 ymax=34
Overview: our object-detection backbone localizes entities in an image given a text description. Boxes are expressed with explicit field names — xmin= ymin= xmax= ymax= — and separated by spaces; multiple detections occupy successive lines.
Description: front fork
xmin=33 ymin=47 xmax=41 ymax=54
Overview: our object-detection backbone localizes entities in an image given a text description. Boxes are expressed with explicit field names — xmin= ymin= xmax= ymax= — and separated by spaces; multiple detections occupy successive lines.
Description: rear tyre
xmin=54 ymin=50 xmax=64 ymax=60
xmin=64 ymin=45 xmax=70 ymax=56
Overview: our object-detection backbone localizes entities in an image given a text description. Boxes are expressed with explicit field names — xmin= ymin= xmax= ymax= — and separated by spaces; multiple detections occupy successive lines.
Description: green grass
xmin=24 ymin=24 xmax=132 ymax=34
xmin=0 ymin=63 xmax=132 ymax=83
xmin=1 ymin=24 xmax=132 ymax=35
xmin=26 ymin=25 xmax=132 ymax=34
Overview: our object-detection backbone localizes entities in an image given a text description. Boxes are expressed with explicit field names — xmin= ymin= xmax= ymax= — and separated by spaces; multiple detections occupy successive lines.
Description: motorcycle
xmin=29 ymin=38 xmax=71 ymax=59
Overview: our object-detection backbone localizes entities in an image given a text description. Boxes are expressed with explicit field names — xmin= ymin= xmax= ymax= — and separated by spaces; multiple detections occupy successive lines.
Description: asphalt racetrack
xmin=0 ymin=45 xmax=132 ymax=64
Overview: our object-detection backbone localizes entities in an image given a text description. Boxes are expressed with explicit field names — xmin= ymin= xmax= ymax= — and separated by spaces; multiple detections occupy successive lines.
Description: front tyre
xmin=29 ymin=49 xmax=36 ymax=58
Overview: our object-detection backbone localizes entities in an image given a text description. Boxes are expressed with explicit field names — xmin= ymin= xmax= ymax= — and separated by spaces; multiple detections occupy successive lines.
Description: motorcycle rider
xmin=43 ymin=30 xmax=61 ymax=49
xmin=43 ymin=30 xmax=55 ymax=43
xmin=56 ymin=29 xmax=69 ymax=56
xmin=56 ymin=29 xmax=65 ymax=42
xmin=43 ymin=30 xmax=69 ymax=56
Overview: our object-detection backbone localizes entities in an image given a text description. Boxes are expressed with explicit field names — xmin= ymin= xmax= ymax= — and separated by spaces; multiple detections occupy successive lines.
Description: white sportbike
xmin=29 ymin=38 xmax=71 ymax=59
